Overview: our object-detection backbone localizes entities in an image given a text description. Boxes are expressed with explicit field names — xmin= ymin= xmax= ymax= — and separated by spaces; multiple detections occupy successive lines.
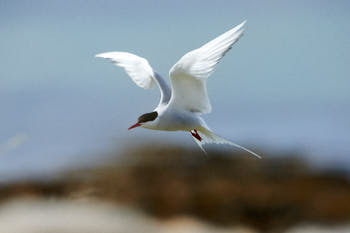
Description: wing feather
xmin=96 ymin=52 xmax=171 ymax=105
xmin=168 ymin=21 xmax=246 ymax=114
xmin=96 ymin=52 xmax=155 ymax=89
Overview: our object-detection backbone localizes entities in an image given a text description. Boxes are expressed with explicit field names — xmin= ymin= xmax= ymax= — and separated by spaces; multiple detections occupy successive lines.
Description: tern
xmin=96 ymin=21 xmax=261 ymax=158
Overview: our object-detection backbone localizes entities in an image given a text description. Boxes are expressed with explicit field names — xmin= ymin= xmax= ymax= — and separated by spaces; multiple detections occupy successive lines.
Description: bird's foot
xmin=190 ymin=129 xmax=202 ymax=141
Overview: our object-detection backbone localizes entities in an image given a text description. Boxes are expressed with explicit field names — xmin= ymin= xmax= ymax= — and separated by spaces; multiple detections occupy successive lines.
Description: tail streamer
xmin=191 ymin=128 xmax=262 ymax=159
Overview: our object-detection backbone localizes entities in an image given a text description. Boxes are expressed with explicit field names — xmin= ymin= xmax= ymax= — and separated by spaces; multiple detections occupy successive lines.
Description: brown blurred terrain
xmin=1 ymin=145 xmax=350 ymax=232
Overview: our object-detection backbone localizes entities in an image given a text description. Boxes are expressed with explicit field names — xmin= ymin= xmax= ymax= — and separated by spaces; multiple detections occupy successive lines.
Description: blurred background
xmin=1 ymin=0 xmax=350 ymax=232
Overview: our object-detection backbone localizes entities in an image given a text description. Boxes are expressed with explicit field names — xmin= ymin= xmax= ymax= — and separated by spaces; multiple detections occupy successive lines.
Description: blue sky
xmin=1 ymin=0 xmax=350 ymax=181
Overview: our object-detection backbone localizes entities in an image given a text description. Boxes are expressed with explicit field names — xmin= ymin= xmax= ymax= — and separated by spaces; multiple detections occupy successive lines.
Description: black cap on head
xmin=138 ymin=111 xmax=158 ymax=123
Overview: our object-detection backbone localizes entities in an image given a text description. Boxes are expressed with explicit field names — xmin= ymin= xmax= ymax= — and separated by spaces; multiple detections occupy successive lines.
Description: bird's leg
xmin=190 ymin=129 xmax=202 ymax=141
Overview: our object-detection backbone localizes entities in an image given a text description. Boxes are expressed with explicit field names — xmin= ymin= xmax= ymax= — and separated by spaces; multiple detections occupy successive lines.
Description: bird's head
xmin=128 ymin=111 xmax=158 ymax=130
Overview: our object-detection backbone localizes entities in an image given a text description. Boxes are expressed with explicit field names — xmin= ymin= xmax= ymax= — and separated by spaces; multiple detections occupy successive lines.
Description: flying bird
xmin=96 ymin=21 xmax=261 ymax=158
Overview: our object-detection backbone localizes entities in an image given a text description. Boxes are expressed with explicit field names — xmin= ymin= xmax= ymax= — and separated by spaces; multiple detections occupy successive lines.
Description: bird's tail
xmin=192 ymin=127 xmax=262 ymax=159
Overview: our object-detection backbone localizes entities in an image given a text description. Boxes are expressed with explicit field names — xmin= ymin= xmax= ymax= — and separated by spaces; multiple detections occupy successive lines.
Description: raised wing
xmin=96 ymin=52 xmax=171 ymax=105
xmin=168 ymin=21 xmax=246 ymax=114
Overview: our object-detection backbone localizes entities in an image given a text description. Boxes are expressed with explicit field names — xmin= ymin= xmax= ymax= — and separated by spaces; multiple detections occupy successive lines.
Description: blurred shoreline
xmin=1 ymin=145 xmax=350 ymax=232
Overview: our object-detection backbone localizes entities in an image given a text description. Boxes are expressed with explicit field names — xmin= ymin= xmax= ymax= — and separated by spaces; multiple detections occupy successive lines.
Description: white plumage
xmin=96 ymin=21 xmax=261 ymax=158
xmin=95 ymin=52 xmax=155 ymax=89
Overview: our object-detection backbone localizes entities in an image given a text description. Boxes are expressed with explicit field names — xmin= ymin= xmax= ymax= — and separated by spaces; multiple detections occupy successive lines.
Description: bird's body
xmin=146 ymin=108 xmax=200 ymax=132
xmin=96 ymin=21 xmax=261 ymax=158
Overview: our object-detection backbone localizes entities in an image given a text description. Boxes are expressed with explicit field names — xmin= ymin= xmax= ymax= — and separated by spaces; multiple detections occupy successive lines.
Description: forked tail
xmin=191 ymin=127 xmax=262 ymax=159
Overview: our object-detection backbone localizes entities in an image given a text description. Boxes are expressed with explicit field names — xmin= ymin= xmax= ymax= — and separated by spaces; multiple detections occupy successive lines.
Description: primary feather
xmin=168 ymin=21 xmax=246 ymax=114
xmin=95 ymin=52 xmax=171 ymax=105
xmin=95 ymin=52 xmax=155 ymax=89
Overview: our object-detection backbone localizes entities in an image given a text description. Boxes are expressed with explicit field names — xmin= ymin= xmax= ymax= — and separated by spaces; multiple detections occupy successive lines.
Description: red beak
xmin=128 ymin=123 xmax=141 ymax=130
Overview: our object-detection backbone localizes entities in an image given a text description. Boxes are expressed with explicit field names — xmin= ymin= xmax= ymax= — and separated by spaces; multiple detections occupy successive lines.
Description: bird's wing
xmin=96 ymin=52 xmax=171 ymax=105
xmin=168 ymin=21 xmax=246 ymax=114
